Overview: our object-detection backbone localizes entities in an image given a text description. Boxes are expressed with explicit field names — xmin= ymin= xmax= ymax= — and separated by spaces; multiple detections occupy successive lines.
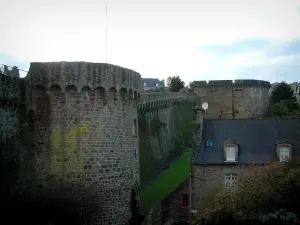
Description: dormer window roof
xmin=276 ymin=140 xmax=292 ymax=162
xmin=224 ymin=138 xmax=238 ymax=162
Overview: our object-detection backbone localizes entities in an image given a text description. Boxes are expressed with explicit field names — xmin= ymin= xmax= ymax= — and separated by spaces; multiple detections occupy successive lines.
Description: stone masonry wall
xmin=0 ymin=73 xmax=21 ymax=140
xmin=192 ymin=165 xmax=251 ymax=213
xmin=27 ymin=62 xmax=143 ymax=225
xmin=138 ymin=98 xmax=195 ymax=189
xmin=1 ymin=61 xmax=197 ymax=225
xmin=192 ymin=80 xmax=270 ymax=119
xmin=0 ymin=72 xmax=21 ymax=195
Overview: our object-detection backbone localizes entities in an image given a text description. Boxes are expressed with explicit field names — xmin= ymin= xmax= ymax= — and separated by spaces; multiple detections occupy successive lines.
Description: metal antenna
xmin=105 ymin=6 xmax=108 ymax=63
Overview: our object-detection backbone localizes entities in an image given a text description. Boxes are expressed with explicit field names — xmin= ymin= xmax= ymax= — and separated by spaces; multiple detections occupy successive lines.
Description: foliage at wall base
xmin=194 ymin=160 xmax=300 ymax=225
xmin=138 ymin=102 xmax=194 ymax=189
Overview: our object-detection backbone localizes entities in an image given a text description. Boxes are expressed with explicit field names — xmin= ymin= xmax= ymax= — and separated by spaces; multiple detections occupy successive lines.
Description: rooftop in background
xmin=142 ymin=78 xmax=165 ymax=91
xmin=193 ymin=119 xmax=300 ymax=165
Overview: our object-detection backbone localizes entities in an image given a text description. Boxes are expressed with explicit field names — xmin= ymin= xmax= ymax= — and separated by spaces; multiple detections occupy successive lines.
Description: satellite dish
xmin=202 ymin=101 xmax=208 ymax=110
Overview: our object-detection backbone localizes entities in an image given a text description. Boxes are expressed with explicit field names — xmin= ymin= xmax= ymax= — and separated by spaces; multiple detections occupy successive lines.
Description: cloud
xmin=265 ymin=39 xmax=300 ymax=58
xmin=234 ymin=57 xmax=300 ymax=83
xmin=198 ymin=38 xmax=271 ymax=55
xmin=0 ymin=53 xmax=30 ymax=77
xmin=194 ymin=38 xmax=300 ymax=83
xmin=0 ymin=0 xmax=300 ymax=83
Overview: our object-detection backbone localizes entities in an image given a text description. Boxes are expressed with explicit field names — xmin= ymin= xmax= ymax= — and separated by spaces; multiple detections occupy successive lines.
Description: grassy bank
xmin=140 ymin=148 xmax=192 ymax=212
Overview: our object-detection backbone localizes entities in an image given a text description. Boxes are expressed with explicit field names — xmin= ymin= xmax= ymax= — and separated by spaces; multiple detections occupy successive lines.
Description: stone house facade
xmin=191 ymin=107 xmax=300 ymax=213
xmin=142 ymin=78 xmax=165 ymax=91
xmin=161 ymin=178 xmax=190 ymax=224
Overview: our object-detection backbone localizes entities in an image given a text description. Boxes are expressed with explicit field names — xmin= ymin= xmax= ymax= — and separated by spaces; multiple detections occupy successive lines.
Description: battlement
xmin=0 ymin=72 xmax=22 ymax=103
xmin=139 ymin=92 xmax=196 ymax=103
xmin=0 ymin=65 xmax=20 ymax=78
xmin=192 ymin=79 xmax=271 ymax=88
xmin=27 ymin=61 xmax=143 ymax=93
xmin=138 ymin=92 xmax=196 ymax=113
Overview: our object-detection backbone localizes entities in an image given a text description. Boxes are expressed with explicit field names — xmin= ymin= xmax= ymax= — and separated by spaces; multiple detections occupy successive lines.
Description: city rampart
xmin=0 ymin=62 xmax=197 ymax=225
xmin=0 ymin=67 xmax=35 ymax=196
xmin=191 ymin=79 xmax=271 ymax=119
xmin=137 ymin=92 xmax=196 ymax=188
xmin=26 ymin=61 xmax=143 ymax=225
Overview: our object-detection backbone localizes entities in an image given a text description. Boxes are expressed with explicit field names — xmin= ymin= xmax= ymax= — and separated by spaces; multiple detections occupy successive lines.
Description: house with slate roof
xmin=190 ymin=106 xmax=300 ymax=213
xmin=142 ymin=78 xmax=165 ymax=91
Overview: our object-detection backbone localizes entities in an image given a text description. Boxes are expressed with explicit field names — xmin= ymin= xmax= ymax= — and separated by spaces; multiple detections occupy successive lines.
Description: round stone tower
xmin=27 ymin=61 xmax=142 ymax=225
xmin=191 ymin=79 xmax=271 ymax=119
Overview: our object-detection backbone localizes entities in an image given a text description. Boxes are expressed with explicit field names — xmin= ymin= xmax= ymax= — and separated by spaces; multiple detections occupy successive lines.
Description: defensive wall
xmin=26 ymin=61 xmax=143 ymax=225
xmin=191 ymin=79 xmax=271 ymax=119
xmin=0 ymin=62 xmax=197 ymax=225
xmin=137 ymin=92 xmax=196 ymax=189
xmin=0 ymin=71 xmax=22 ymax=140
xmin=0 ymin=71 xmax=18 ymax=186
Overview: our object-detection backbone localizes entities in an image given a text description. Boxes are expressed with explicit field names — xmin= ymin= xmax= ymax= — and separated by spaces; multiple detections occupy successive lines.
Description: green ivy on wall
xmin=138 ymin=102 xmax=194 ymax=189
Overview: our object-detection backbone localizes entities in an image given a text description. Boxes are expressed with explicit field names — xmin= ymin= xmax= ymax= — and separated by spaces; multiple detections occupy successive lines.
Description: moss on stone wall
xmin=139 ymin=102 xmax=194 ymax=189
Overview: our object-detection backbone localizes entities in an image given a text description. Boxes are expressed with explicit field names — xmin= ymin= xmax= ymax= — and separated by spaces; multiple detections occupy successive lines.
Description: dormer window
xmin=224 ymin=138 xmax=238 ymax=162
xmin=279 ymin=146 xmax=289 ymax=162
xmin=276 ymin=140 xmax=292 ymax=162
xmin=225 ymin=146 xmax=237 ymax=162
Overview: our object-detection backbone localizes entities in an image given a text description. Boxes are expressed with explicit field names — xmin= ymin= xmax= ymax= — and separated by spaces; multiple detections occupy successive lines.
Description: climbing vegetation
xmin=193 ymin=160 xmax=300 ymax=225
xmin=265 ymin=82 xmax=300 ymax=118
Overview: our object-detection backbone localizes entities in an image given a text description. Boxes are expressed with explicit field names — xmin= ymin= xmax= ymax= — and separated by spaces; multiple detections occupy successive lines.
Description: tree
xmin=265 ymin=82 xmax=300 ymax=118
xmin=270 ymin=82 xmax=299 ymax=110
xmin=193 ymin=161 xmax=300 ymax=225
xmin=167 ymin=75 xmax=185 ymax=92
xmin=266 ymin=100 xmax=300 ymax=118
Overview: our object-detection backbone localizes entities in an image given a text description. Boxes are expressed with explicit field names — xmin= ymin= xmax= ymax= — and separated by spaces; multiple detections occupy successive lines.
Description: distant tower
xmin=3 ymin=65 xmax=20 ymax=77
xmin=191 ymin=79 xmax=271 ymax=119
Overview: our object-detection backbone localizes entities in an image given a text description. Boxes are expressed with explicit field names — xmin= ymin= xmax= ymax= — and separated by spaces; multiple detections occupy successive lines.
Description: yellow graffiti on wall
xmin=50 ymin=121 xmax=102 ymax=176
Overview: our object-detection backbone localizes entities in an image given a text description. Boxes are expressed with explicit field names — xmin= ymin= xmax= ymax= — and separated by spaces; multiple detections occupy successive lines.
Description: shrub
xmin=195 ymin=160 xmax=300 ymax=225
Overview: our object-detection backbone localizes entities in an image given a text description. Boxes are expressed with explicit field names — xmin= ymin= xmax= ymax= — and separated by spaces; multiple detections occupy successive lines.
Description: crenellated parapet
xmin=138 ymin=92 xmax=196 ymax=113
xmin=27 ymin=61 xmax=143 ymax=94
xmin=1 ymin=65 xmax=20 ymax=78
xmin=191 ymin=79 xmax=271 ymax=89
xmin=191 ymin=79 xmax=271 ymax=119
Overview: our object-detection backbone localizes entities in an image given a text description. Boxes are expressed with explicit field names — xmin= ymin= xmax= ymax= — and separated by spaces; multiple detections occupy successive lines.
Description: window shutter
xmin=276 ymin=146 xmax=280 ymax=160
xmin=235 ymin=146 xmax=238 ymax=162
xmin=223 ymin=147 xmax=227 ymax=161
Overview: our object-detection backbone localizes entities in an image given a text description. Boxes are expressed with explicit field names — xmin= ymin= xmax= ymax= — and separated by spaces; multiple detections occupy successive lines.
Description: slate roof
xmin=143 ymin=78 xmax=165 ymax=87
xmin=192 ymin=119 xmax=300 ymax=165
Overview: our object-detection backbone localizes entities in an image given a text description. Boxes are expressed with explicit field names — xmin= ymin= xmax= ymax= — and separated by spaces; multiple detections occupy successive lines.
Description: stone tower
xmin=191 ymin=79 xmax=271 ymax=119
xmin=27 ymin=61 xmax=143 ymax=225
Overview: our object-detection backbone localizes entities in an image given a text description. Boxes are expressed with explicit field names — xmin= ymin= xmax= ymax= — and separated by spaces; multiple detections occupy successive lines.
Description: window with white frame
xmin=224 ymin=173 xmax=237 ymax=190
xmin=279 ymin=146 xmax=290 ymax=162
xmin=225 ymin=146 xmax=236 ymax=162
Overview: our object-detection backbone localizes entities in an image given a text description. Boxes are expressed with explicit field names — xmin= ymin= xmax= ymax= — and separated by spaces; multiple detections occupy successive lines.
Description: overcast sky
xmin=1 ymin=0 xmax=300 ymax=84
